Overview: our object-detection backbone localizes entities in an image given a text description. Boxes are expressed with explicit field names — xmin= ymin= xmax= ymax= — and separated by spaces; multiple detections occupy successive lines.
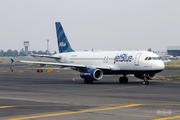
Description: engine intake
xmin=147 ymin=73 xmax=157 ymax=80
xmin=80 ymin=68 xmax=103 ymax=80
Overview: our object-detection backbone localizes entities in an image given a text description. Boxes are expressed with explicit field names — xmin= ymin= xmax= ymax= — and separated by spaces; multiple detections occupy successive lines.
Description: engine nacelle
xmin=134 ymin=73 xmax=157 ymax=80
xmin=80 ymin=68 xmax=103 ymax=80
xmin=147 ymin=73 xmax=157 ymax=80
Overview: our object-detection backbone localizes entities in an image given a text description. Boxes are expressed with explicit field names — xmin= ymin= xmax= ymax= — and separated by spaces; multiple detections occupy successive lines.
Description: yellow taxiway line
xmin=8 ymin=104 xmax=141 ymax=120
xmin=0 ymin=106 xmax=15 ymax=109
xmin=154 ymin=116 xmax=180 ymax=120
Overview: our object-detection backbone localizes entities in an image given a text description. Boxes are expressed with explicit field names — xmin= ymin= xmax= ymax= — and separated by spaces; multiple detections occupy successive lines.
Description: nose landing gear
xmin=143 ymin=74 xmax=149 ymax=85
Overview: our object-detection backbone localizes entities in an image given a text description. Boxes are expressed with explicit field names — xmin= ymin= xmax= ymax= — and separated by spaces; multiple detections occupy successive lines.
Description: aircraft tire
xmin=143 ymin=81 xmax=149 ymax=85
xmin=146 ymin=81 xmax=149 ymax=85
xmin=119 ymin=77 xmax=123 ymax=83
xmin=89 ymin=80 xmax=93 ymax=84
xmin=84 ymin=79 xmax=89 ymax=84
xmin=124 ymin=77 xmax=128 ymax=83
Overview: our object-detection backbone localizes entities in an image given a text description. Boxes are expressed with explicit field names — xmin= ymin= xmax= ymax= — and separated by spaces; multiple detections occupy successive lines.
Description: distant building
xmin=167 ymin=46 xmax=180 ymax=57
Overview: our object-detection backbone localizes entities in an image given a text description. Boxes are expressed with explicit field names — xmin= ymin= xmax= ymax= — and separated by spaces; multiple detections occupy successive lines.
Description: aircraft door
xmin=64 ymin=53 xmax=69 ymax=63
xmin=103 ymin=56 xmax=109 ymax=63
xmin=134 ymin=53 xmax=142 ymax=66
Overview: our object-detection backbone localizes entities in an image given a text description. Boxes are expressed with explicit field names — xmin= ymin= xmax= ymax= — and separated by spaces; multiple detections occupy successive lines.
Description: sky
xmin=0 ymin=0 xmax=180 ymax=52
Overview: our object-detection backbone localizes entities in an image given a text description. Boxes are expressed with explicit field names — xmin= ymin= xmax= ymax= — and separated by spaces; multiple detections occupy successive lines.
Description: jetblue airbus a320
xmin=12 ymin=22 xmax=165 ymax=85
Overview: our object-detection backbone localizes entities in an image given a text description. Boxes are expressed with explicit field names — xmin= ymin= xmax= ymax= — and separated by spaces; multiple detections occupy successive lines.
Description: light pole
xmin=47 ymin=38 xmax=49 ymax=54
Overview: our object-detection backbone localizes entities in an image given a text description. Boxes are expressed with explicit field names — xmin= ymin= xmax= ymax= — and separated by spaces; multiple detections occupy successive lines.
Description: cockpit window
xmin=152 ymin=57 xmax=157 ymax=60
xmin=148 ymin=57 xmax=152 ymax=60
xmin=145 ymin=57 xmax=161 ymax=61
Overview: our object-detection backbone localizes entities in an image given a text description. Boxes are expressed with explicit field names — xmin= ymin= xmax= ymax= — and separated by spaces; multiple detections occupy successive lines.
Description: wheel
xmin=84 ymin=79 xmax=89 ymax=84
xmin=119 ymin=77 xmax=123 ymax=83
xmin=143 ymin=81 xmax=149 ymax=85
xmin=124 ymin=77 xmax=128 ymax=83
xmin=89 ymin=80 xmax=93 ymax=84
xmin=143 ymin=81 xmax=146 ymax=85
xmin=146 ymin=81 xmax=149 ymax=85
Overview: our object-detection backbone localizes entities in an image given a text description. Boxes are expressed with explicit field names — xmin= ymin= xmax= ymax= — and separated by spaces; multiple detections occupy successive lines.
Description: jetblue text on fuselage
xmin=114 ymin=54 xmax=133 ymax=64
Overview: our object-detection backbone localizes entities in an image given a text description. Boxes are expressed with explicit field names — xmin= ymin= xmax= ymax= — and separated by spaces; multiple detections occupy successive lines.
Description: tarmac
xmin=0 ymin=64 xmax=180 ymax=120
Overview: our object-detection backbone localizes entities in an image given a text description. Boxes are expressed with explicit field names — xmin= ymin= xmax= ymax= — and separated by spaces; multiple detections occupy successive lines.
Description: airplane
xmin=11 ymin=22 xmax=165 ymax=85
xmin=30 ymin=50 xmax=55 ymax=57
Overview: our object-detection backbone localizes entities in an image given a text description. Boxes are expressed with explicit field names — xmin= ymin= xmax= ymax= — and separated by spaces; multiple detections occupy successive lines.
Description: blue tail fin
xmin=55 ymin=22 xmax=74 ymax=53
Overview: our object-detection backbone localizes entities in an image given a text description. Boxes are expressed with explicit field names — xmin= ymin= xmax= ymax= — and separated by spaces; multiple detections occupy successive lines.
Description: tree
xmin=19 ymin=48 xmax=26 ymax=56
xmin=13 ymin=50 xmax=18 ymax=56
xmin=37 ymin=50 xmax=46 ymax=54
xmin=45 ymin=50 xmax=49 ymax=55
xmin=6 ymin=49 xmax=13 ymax=56
xmin=0 ymin=50 xmax=4 ymax=56
xmin=147 ymin=48 xmax=152 ymax=52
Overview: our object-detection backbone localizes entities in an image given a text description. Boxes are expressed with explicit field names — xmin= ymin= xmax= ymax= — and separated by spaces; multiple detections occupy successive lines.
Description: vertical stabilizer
xmin=55 ymin=22 xmax=74 ymax=53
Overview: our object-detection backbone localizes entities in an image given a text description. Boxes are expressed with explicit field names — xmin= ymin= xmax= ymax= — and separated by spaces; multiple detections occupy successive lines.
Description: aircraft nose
xmin=158 ymin=61 xmax=165 ymax=70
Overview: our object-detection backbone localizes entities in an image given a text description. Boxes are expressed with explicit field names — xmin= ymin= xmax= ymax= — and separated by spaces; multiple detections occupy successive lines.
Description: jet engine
xmin=134 ymin=73 xmax=157 ymax=80
xmin=80 ymin=68 xmax=103 ymax=80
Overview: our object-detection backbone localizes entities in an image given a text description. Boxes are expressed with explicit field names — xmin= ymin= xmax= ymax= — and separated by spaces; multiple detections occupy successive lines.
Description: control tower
xmin=23 ymin=41 xmax=29 ymax=55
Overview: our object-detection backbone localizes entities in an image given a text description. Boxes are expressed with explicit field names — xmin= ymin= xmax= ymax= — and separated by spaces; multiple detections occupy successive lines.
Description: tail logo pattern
xmin=59 ymin=42 xmax=66 ymax=47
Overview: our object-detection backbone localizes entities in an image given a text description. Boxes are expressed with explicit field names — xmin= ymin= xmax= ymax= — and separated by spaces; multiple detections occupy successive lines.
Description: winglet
xmin=10 ymin=58 xmax=14 ymax=64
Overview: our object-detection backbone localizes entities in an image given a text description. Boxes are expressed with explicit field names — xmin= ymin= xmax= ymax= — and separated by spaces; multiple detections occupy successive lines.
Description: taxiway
xmin=0 ymin=64 xmax=180 ymax=120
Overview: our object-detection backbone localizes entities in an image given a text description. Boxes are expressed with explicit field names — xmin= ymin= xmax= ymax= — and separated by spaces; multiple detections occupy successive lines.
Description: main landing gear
xmin=84 ymin=79 xmax=93 ymax=84
xmin=119 ymin=75 xmax=128 ymax=84
xmin=143 ymin=74 xmax=149 ymax=85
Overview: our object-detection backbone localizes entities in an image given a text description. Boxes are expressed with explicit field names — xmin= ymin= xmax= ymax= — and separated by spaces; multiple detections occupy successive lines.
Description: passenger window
xmin=148 ymin=57 xmax=151 ymax=60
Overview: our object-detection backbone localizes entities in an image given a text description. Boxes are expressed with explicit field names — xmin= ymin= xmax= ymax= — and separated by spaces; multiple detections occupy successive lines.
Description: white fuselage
xmin=53 ymin=50 xmax=164 ymax=74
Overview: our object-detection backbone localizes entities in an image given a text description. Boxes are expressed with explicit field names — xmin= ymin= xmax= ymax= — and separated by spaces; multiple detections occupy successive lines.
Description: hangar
xmin=167 ymin=46 xmax=180 ymax=57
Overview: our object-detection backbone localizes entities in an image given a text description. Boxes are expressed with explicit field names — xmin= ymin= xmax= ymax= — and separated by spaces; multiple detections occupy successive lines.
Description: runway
xmin=0 ymin=64 xmax=180 ymax=120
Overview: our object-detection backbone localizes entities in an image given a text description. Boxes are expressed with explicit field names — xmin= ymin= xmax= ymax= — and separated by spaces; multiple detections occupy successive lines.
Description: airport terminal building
xmin=167 ymin=46 xmax=180 ymax=57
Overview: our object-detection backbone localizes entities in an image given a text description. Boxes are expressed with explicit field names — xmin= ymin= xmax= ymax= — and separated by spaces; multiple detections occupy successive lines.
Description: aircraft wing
xmin=161 ymin=58 xmax=171 ymax=63
xmin=32 ymin=55 xmax=61 ymax=59
xmin=30 ymin=52 xmax=61 ymax=59
xmin=11 ymin=59 xmax=111 ymax=70
xmin=162 ymin=59 xmax=171 ymax=63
